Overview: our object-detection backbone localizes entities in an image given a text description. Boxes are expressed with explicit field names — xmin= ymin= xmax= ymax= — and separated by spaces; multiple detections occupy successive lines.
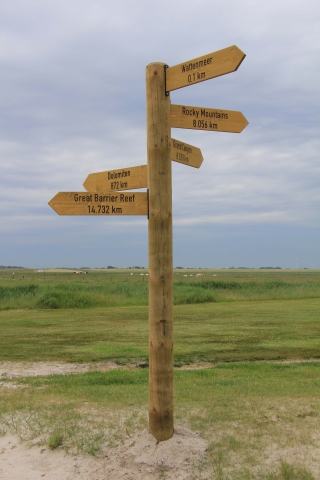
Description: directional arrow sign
xmin=166 ymin=45 xmax=245 ymax=92
xmin=83 ymin=165 xmax=147 ymax=192
xmin=48 ymin=192 xmax=148 ymax=216
xmin=171 ymin=104 xmax=248 ymax=133
xmin=171 ymin=138 xmax=203 ymax=168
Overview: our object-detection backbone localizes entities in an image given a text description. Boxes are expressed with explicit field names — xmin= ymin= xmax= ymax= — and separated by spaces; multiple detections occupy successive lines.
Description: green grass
xmin=0 ymin=299 xmax=319 ymax=363
xmin=0 ymin=268 xmax=319 ymax=310
xmin=0 ymin=280 xmax=150 ymax=310
xmin=0 ymin=268 xmax=319 ymax=477
xmin=179 ymin=278 xmax=320 ymax=302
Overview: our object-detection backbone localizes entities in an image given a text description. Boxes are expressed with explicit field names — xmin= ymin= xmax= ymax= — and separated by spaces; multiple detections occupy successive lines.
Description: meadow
xmin=0 ymin=267 xmax=319 ymax=310
xmin=0 ymin=268 xmax=319 ymax=479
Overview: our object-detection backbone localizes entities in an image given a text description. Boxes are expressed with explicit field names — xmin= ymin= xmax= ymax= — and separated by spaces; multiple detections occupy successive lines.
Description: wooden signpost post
xmin=48 ymin=44 xmax=248 ymax=443
xmin=146 ymin=63 xmax=173 ymax=441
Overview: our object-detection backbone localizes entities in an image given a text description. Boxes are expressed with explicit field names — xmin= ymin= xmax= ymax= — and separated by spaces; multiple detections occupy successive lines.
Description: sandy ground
xmin=0 ymin=428 xmax=207 ymax=480
xmin=0 ymin=362 xmax=209 ymax=479
xmin=0 ymin=361 xmax=125 ymax=379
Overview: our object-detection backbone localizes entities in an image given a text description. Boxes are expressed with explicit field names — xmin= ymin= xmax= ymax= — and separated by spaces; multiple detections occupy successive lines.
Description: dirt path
xmin=1 ymin=358 xmax=319 ymax=380
xmin=0 ymin=361 xmax=124 ymax=379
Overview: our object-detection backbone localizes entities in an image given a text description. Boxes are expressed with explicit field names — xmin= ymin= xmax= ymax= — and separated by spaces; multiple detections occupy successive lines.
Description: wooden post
xmin=146 ymin=62 xmax=174 ymax=441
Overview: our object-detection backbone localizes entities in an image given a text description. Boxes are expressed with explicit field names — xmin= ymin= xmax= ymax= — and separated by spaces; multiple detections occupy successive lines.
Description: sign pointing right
xmin=166 ymin=45 xmax=245 ymax=92
xmin=171 ymin=138 xmax=203 ymax=168
xmin=171 ymin=104 xmax=249 ymax=133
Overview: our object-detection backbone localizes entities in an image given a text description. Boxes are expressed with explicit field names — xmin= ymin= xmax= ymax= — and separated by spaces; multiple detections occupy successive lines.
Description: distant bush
xmin=184 ymin=279 xmax=289 ymax=291
xmin=0 ymin=284 xmax=39 ymax=299
xmin=176 ymin=279 xmax=320 ymax=302
xmin=174 ymin=286 xmax=216 ymax=305
xmin=0 ymin=277 xmax=319 ymax=310
xmin=36 ymin=289 xmax=98 ymax=309
xmin=176 ymin=280 xmax=241 ymax=290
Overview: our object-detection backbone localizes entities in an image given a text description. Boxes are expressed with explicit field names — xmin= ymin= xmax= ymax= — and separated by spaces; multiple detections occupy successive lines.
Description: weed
xmin=263 ymin=459 xmax=315 ymax=480
xmin=48 ymin=432 xmax=63 ymax=450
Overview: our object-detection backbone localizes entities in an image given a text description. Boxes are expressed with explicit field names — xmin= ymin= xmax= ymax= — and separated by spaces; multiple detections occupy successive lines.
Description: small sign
xmin=171 ymin=104 xmax=248 ymax=133
xmin=166 ymin=45 xmax=245 ymax=92
xmin=48 ymin=192 xmax=148 ymax=216
xmin=171 ymin=138 xmax=203 ymax=168
xmin=83 ymin=165 xmax=147 ymax=192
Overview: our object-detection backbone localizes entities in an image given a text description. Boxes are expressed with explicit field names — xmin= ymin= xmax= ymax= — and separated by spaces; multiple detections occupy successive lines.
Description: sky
xmin=1 ymin=0 xmax=319 ymax=269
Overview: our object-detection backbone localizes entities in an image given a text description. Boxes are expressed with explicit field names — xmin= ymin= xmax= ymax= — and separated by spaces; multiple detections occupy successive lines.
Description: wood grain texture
xmin=166 ymin=45 xmax=245 ymax=92
xmin=171 ymin=137 xmax=203 ymax=168
xmin=48 ymin=191 xmax=148 ymax=215
xmin=146 ymin=62 xmax=174 ymax=441
xmin=83 ymin=165 xmax=148 ymax=192
xmin=171 ymin=104 xmax=249 ymax=133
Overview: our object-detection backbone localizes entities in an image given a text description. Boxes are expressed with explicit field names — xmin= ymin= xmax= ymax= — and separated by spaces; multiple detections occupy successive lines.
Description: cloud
xmin=1 ymin=0 xmax=319 ymax=267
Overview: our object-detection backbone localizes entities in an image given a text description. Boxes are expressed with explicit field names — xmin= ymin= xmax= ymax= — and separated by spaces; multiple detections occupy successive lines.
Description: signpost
xmin=146 ymin=46 xmax=247 ymax=441
xmin=166 ymin=45 xmax=245 ymax=92
xmin=171 ymin=105 xmax=248 ymax=133
xmin=83 ymin=165 xmax=148 ymax=192
xmin=48 ymin=191 xmax=148 ymax=216
xmin=48 ymin=44 xmax=248 ymax=444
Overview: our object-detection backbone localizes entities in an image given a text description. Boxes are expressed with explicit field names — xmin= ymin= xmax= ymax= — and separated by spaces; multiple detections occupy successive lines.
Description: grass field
xmin=0 ymin=268 xmax=319 ymax=478
xmin=0 ymin=299 xmax=319 ymax=363
xmin=0 ymin=268 xmax=319 ymax=310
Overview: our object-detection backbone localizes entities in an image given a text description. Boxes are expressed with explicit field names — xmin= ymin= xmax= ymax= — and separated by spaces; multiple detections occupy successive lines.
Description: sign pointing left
xmin=83 ymin=165 xmax=147 ymax=192
xmin=48 ymin=192 xmax=148 ymax=216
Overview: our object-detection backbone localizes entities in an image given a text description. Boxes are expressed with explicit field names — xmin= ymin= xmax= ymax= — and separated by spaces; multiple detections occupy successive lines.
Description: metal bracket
xmin=164 ymin=65 xmax=169 ymax=96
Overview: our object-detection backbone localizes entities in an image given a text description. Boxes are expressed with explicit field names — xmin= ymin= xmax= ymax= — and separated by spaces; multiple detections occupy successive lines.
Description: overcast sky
xmin=1 ymin=0 xmax=319 ymax=269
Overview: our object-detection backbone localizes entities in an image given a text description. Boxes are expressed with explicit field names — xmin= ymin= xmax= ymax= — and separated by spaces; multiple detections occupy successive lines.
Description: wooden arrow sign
xmin=48 ymin=191 xmax=148 ymax=216
xmin=171 ymin=104 xmax=248 ymax=133
xmin=171 ymin=138 xmax=203 ymax=168
xmin=166 ymin=45 xmax=245 ymax=92
xmin=83 ymin=165 xmax=147 ymax=192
